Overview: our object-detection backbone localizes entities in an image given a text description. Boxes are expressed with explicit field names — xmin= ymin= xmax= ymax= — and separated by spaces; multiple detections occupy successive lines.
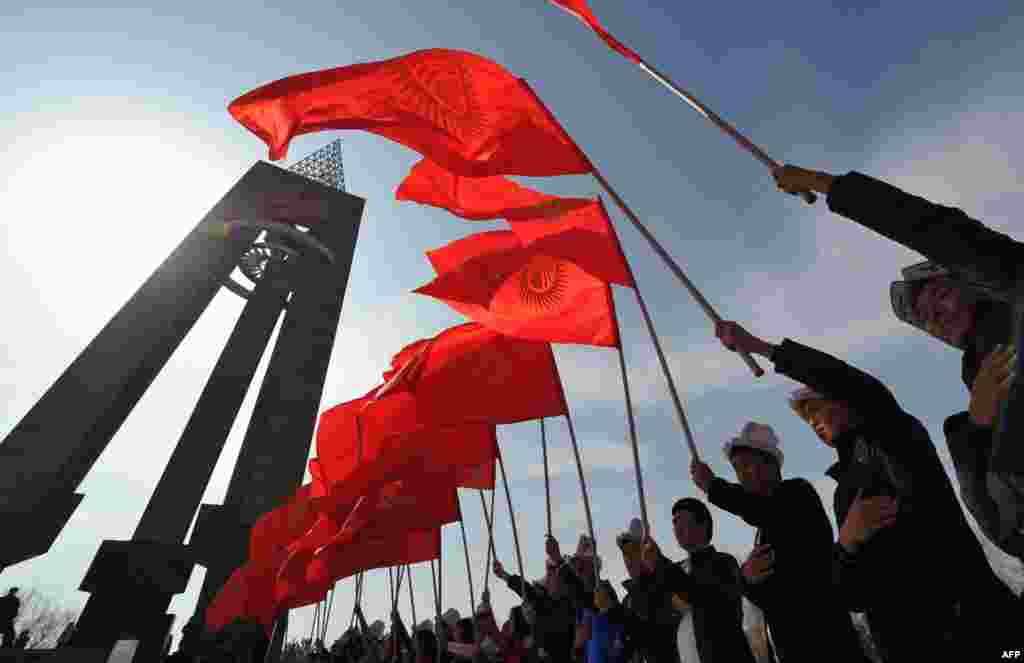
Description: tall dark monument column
xmin=0 ymin=162 xmax=286 ymax=570
xmin=184 ymin=189 xmax=363 ymax=653
xmin=68 ymin=259 xmax=292 ymax=661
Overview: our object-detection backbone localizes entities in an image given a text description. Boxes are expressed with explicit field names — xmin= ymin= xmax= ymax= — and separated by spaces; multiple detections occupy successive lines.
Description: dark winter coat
xmin=826 ymin=171 xmax=1024 ymax=561
xmin=502 ymin=571 xmax=578 ymax=661
xmin=708 ymin=477 xmax=869 ymax=663
xmin=625 ymin=546 xmax=755 ymax=663
xmin=0 ymin=595 xmax=17 ymax=624
xmin=771 ymin=338 xmax=1018 ymax=660
xmin=604 ymin=578 xmax=680 ymax=663
xmin=826 ymin=171 xmax=1020 ymax=381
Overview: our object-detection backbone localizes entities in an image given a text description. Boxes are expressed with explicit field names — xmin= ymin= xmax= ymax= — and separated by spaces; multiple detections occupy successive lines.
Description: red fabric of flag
xmin=396 ymin=158 xmax=592 ymax=221
xmin=547 ymin=1 xmax=642 ymax=64
xmin=249 ymin=484 xmax=321 ymax=564
xmin=415 ymin=230 xmax=622 ymax=347
xmin=306 ymin=477 xmax=457 ymax=586
xmin=399 ymin=322 xmax=568 ymax=425
xmin=206 ymin=557 xmax=279 ymax=635
xmin=314 ymin=391 xmax=497 ymax=505
xmin=229 ymin=49 xmax=592 ymax=176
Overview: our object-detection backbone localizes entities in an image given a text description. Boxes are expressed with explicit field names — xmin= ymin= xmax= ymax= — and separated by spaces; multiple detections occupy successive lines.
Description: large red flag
xmin=229 ymin=49 xmax=592 ymax=176
xmin=207 ymin=557 xmax=279 ymax=634
xmin=275 ymin=478 xmax=456 ymax=606
xmin=314 ymin=393 xmax=497 ymax=504
xmin=547 ymin=1 xmax=642 ymax=64
xmin=249 ymin=484 xmax=321 ymax=564
xmin=396 ymin=158 xmax=592 ymax=221
xmin=415 ymin=231 xmax=621 ymax=347
xmin=384 ymin=322 xmax=568 ymax=426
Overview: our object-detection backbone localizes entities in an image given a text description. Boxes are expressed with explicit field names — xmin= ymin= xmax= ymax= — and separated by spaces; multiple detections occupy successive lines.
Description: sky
xmin=2 ymin=0 xmax=1023 ymax=650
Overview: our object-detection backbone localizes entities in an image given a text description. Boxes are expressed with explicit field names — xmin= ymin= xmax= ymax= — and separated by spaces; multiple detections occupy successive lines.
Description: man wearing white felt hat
xmin=692 ymin=422 xmax=869 ymax=663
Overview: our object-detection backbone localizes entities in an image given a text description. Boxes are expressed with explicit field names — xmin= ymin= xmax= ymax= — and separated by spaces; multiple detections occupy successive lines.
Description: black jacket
xmin=772 ymin=338 xmax=1015 ymax=658
xmin=826 ymin=171 xmax=1020 ymax=387
xmin=708 ymin=477 xmax=868 ymax=663
xmin=625 ymin=546 xmax=755 ymax=663
xmin=605 ymin=578 xmax=680 ymax=663
xmin=827 ymin=171 xmax=1024 ymax=561
xmin=943 ymin=412 xmax=1024 ymax=560
xmin=502 ymin=571 xmax=578 ymax=661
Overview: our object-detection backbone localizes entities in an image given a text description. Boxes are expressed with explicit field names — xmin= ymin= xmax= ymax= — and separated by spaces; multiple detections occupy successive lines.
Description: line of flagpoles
xmin=235 ymin=0 xmax=846 ymax=648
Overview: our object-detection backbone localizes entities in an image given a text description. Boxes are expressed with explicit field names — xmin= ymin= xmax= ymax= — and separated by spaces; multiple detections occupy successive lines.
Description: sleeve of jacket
xmin=558 ymin=560 xmax=594 ymax=609
xmin=772 ymin=338 xmax=902 ymax=419
xmin=503 ymin=574 xmax=543 ymax=607
xmin=827 ymin=171 xmax=1024 ymax=290
xmin=832 ymin=542 xmax=875 ymax=611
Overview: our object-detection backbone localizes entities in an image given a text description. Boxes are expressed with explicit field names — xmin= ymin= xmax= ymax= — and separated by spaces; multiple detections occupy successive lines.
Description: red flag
xmin=396 ymin=322 xmax=567 ymax=425
xmin=229 ymin=49 xmax=592 ymax=176
xmin=249 ymin=484 xmax=321 ymax=564
xmin=314 ymin=393 xmax=498 ymax=504
xmin=415 ymin=230 xmax=621 ymax=347
xmin=207 ymin=557 xmax=279 ymax=635
xmin=507 ymin=198 xmax=635 ymax=288
xmin=547 ymin=1 xmax=642 ymax=64
xmin=307 ymin=478 xmax=457 ymax=585
xmin=276 ymin=478 xmax=456 ymax=606
xmin=396 ymin=158 xmax=592 ymax=221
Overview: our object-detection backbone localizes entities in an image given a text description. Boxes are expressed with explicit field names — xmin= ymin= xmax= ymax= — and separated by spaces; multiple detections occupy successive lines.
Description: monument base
xmin=69 ymin=539 xmax=191 ymax=661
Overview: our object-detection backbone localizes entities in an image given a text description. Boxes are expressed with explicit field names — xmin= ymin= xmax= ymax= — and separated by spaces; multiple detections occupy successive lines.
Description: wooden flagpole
xmin=540 ymin=418 xmax=553 ymax=537
xmin=590 ymin=166 xmax=764 ymax=377
xmin=520 ymin=79 xmax=765 ymax=378
xmin=616 ymin=342 xmax=650 ymax=536
xmin=496 ymin=442 xmax=526 ymax=585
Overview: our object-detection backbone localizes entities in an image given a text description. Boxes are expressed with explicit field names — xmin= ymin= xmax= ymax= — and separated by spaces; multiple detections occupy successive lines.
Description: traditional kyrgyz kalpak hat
xmin=723 ymin=422 xmax=784 ymax=468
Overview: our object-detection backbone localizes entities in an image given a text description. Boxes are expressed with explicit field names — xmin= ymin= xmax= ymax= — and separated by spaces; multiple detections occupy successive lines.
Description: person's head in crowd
xmin=441 ymin=609 xmax=460 ymax=637
xmin=413 ymin=630 xmax=437 ymax=663
xmin=542 ymin=555 xmax=564 ymax=597
xmin=570 ymin=535 xmax=601 ymax=589
xmin=617 ymin=517 xmax=647 ymax=578
xmin=455 ymin=618 xmax=475 ymax=645
xmin=724 ymin=422 xmax=784 ymax=496
xmin=788 ymin=387 xmax=863 ymax=447
xmin=671 ymin=498 xmax=713 ymax=552
xmin=6 ymin=588 xmax=17 ymax=597
xmin=891 ymin=261 xmax=980 ymax=349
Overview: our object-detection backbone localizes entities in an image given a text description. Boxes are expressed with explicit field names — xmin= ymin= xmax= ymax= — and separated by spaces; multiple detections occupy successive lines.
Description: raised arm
xmin=775 ymin=166 xmax=1024 ymax=290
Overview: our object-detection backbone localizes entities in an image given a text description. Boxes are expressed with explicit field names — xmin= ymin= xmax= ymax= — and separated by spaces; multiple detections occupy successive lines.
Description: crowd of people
xmin=159 ymin=167 xmax=1022 ymax=663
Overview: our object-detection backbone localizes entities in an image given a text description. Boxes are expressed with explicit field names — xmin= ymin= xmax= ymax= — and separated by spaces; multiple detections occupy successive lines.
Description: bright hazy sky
xmin=2 ymin=0 xmax=1023 ymax=650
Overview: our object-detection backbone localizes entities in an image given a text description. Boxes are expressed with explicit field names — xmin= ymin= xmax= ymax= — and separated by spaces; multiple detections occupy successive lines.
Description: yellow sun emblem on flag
xmin=519 ymin=255 xmax=567 ymax=311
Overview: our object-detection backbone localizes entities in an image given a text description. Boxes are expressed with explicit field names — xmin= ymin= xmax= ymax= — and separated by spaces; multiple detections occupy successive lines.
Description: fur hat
xmin=723 ymin=422 xmax=784 ymax=468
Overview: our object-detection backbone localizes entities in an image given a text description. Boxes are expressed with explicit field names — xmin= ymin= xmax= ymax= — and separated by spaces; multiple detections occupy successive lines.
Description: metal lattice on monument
xmin=0 ymin=143 xmax=364 ymax=662
xmin=288 ymin=139 xmax=345 ymax=192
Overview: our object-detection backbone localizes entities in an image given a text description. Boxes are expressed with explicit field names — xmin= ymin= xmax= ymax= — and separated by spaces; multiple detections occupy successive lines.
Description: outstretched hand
xmin=715 ymin=320 xmax=774 ymax=357
xmin=970 ymin=344 xmax=1017 ymax=426
xmin=741 ymin=544 xmax=775 ymax=584
xmin=545 ymin=535 xmax=561 ymax=562
xmin=839 ymin=488 xmax=899 ymax=553
xmin=492 ymin=559 xmax=506 ymax=580
xmin=772 ymin=164 xmax=834 ymax=200
xmin=690 ymin=459 xmax=715 ymax=493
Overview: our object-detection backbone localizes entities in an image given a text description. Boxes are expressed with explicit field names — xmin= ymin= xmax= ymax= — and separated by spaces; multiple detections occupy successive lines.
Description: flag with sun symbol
xmin=415 ymin=228 xmax=623 ymax=347
xmin=229 ymin=48 xmax=591 ymax=176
